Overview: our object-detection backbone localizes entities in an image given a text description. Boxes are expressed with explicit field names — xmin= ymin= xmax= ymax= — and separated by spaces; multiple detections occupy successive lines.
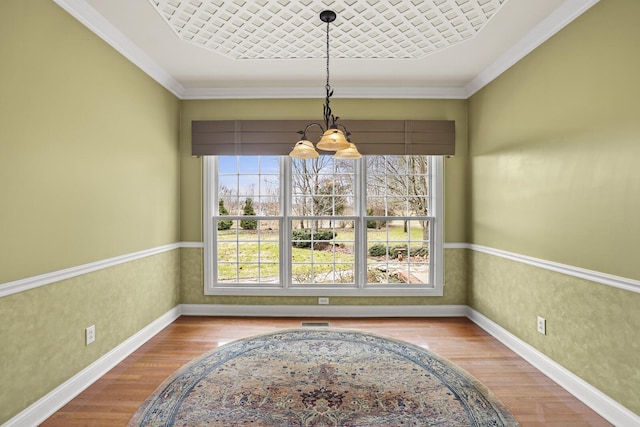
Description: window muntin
xmin=290 ymin=157 xmax=356 ymax=286
xmin=364 ymin=155 xmax=434 ymax=286
xmin=365 ymin=155 xmax=430 ymax=217
xmin=218 ymin=156 xmax=280 ymax=216
xmin=204 ymin=155 xmax=443 ymax=296
xmin=216 ymin=219 xmax=280 ymax=284
xmin=291 ymin=157 xmax=355 ymax=216
xmin=212 ymin=156 xmax=282 ymax=288
xmin=366 ymin=218 xmax=432 ymax=286
xmin=290 ymin=218 xmax=356 ymax=286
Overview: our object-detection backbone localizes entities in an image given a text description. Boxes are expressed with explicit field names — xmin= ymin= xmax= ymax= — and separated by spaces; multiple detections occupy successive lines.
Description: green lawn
xmin=216 ymin=226 xmax=428 ymax=283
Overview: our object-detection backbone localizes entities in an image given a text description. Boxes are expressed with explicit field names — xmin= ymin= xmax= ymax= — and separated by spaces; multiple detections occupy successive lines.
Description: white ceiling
xmin=54 ymin=0 xmax=599 ymax=99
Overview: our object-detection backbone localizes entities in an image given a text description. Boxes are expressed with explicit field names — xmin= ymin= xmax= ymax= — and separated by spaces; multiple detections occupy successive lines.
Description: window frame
xmin=203 ymin=155 xmax=444 ymax=296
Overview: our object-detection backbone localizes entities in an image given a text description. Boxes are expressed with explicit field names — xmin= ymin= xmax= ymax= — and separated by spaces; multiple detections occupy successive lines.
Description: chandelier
xmin=289 ymin=10 xmax=361 ymax=160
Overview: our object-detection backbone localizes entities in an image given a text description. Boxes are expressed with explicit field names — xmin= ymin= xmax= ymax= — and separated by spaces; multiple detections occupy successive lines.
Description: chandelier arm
xmin=299 ymin=122 xmax=325 ymax=139
xmin=334 ymin=123 xmax=351 ymax=141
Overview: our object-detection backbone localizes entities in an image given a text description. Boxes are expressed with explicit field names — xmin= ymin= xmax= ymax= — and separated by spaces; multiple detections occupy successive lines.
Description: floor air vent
xmin=301 ymin=322 xmax=330 ymax=327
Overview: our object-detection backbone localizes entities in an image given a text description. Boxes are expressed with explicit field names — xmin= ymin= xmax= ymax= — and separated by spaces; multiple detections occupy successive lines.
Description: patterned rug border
xmin=129 ymin=327 xmax=519 ymax=426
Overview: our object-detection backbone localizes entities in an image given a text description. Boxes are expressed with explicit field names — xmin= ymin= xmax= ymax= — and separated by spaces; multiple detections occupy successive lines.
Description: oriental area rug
xmin=129 ymin=328 xmax=519 ymax=427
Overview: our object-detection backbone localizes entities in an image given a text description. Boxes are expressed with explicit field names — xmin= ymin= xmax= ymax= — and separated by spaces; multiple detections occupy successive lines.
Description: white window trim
xmin=203 ymin=156 xmax=444 ymax=296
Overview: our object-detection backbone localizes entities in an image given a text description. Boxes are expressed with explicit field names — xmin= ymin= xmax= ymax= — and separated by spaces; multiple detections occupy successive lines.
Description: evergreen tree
xmin=240 ymin=198 xmax=258 ymax=230
xmin=217 ymin=200 xmax=233 ymax=230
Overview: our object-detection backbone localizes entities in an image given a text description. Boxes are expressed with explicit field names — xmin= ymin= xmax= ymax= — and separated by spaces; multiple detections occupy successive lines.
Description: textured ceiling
xmin=149 ymin=0 xmax=506 ymax=59
xmin=59 ymin=0 xmax=600 ymax=98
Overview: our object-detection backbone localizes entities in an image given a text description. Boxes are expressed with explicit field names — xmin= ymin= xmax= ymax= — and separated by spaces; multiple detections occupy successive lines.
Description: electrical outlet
xmin=537 ymin=316 xmax=546 ymax=335
xmin=86 ymin=325 xmax=96 ymax=345
xmin=318 ymin=297 xmax=330 ymax=305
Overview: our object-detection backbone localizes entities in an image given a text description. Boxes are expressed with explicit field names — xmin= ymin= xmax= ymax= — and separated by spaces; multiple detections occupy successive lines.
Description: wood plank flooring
xmin=41 ymin=316 xmax=611 ymax=426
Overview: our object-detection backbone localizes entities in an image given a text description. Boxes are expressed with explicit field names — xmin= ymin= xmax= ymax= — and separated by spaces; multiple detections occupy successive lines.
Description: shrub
xmin=292 ymin=229 xmax=335 ymax=248
xmin=368 ymin=243 xmax=387 ymax=257
xmin=217 ymin=200 xmax=233 ymax=230
xmin=389 ymin=244 xmax=408 ymax=258
xmin=411 ymin=246 xmax=429 ymax=257
xmin=240 ymin=198 xmax=257 ymax=230
xmin=366 ymin=208 xmax=377 ymax=229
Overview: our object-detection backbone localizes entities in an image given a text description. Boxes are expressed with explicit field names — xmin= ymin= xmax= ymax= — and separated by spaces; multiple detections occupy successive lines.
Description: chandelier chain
xmin=326 ymin=18 xmax=330 ymax=91
xmin=323 ymin=15 xmax=334 ymax=130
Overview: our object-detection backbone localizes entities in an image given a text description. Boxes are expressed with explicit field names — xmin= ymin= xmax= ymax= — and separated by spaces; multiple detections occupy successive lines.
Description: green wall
xmin=0 ymin=0 xmax=182 ymax=423
xmin=0 ymin=0 xmax=181 ymax=283
xmin=0 ymin=251 xmax=181 ymax=424
xmin=2 ymin=0 xmax=639 ymax=423
xmin=468 ymin=0 xmax=640 ymax=415
xmin=179 ymin=98 xmax=469 ymax=305
xmin=468 ymin=0 xmax=640 ymax=279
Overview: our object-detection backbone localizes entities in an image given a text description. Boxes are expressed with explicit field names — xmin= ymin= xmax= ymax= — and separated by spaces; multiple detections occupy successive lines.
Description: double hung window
xmin=203 ymin=155 xmax=443 ymax=296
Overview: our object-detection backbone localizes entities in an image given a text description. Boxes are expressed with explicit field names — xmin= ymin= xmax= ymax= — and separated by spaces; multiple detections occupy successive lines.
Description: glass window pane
xmin=216 ymin=221 xmax=236 ymax=238
xmin=260 ymin=156 xmax=280 ymax=172
xmin=259 ymin=242 xmax=279 ymax=262
xmin=218 ymin=156 xmax=238 ymax=174
xmin=218 ymin=175 xmax=238 ymax=195
xmin=217 ymin=263 xmax=238 ymax=283
xmin=292 ymin=264 xmax=312 ymax=284
xmin=258 ymin=263 xmax=279 ymax=283
xmin=217 ymin=242 xmax=237 ymax=262
xmin=238 ymin=156 xmax=259 ymax=173
xmin=366 ymin=155 xmax=431 ymax=218
xmin=366 ymin=216 xmax=431 ymax=286
xmin=291 ymin=157 xmax=354 ymax=218
xmin=239 ymin=264 xmax=259 ymax=281
xmin=289 ymin=220 xmax=355 ymax=285
xmin=238 ymin=175 xmax=259 ymax=196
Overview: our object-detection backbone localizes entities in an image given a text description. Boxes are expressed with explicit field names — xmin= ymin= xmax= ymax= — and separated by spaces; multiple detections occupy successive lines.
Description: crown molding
xmin=52 ymin=0 xmax=185 ymax=98
xmin=464 ymin=0 xmax=600 ymax=97
xmin=54 ymin=0 xmax=598 ymax=100
xmin=181 ymin=86 xmax=469 ymax=100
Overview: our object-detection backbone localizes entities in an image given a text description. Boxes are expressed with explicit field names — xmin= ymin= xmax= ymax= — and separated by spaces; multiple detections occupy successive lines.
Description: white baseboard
xmin=3 ymin=307 xmax=181 ymax=427
xmin=6 ymin=305 xmax=637 ymax=427
xmin=179 ymin=304 xmax=468 ymax=318
xmin=466 ymin=308 xmax=640 ymax=427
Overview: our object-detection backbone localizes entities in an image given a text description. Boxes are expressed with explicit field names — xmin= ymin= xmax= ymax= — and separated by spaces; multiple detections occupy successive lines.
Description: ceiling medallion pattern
xmin=149 ymin=0 xmax=507 ymax=60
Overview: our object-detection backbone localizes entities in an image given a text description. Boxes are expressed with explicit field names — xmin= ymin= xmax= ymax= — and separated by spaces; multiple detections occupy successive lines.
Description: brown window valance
xmin=191 ymin=120 xmax=455 ymax=156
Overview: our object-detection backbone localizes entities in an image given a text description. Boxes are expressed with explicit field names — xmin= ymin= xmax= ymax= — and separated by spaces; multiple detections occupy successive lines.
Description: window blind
xmin=191 ymin=119 xmax=455 ymax=156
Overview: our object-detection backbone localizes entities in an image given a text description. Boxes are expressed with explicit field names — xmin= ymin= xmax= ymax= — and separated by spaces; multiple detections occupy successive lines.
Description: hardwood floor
xmin=41 ymin=316 xmax=611 ymax=426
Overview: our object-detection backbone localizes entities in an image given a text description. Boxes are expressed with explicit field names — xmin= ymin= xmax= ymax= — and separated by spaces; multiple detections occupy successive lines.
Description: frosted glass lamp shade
xmin=289 ymin=139 xmax=319 ymax=159
xmin=333 ymin=143 xmax=362 ymax=159
xmin=316 ymin=129 xmax=349 ymax=151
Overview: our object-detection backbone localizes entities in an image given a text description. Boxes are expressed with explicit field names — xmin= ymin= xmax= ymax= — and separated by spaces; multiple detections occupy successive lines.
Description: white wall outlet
xmin=86 ymin=325 xmax=96 ymax=345
xmin=318 ymin=297 xmax=330 ymax=305
xmin=537 ymin=316 xmax=546 ymax=335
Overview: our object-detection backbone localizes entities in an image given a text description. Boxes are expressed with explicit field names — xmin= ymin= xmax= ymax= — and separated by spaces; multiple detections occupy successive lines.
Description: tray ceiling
xmin=56 ymin=0 xmax=600 ymax=98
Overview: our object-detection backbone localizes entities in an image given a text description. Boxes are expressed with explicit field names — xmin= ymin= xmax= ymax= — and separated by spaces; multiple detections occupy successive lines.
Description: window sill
xmin=204 ymin=286 xmax=444 ymax=297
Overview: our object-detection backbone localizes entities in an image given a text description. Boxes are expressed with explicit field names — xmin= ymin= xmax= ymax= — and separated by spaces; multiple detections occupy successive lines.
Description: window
xmin=204 ymin=155 xmax=443 ymax=296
